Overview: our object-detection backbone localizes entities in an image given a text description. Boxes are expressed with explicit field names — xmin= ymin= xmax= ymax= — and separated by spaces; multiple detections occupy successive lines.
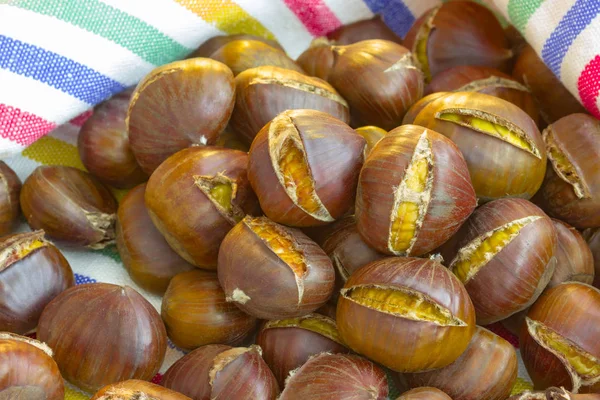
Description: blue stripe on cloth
xmin=74 ymin=273 xmax=98 ymax=285
xmin=0 ymin=35 xmax=126 ymax=105
xmin=541 ymin=0 xmax=600 ymax=78
xmin=361 ymin=0 xmax=415 ymax=38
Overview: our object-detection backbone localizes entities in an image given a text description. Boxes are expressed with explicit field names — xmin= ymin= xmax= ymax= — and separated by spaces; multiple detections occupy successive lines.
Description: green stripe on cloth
xmin=8 ymin=0 xmax=191 ymax=66
xmin=508 ymin=0 xmax=544 ymax=32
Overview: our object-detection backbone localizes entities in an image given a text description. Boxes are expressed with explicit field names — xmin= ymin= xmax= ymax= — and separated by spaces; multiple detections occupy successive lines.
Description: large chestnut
xmin=191 ymin=34 xmax=284 ymax=58
xmin=520 ymin=282 xmax=600 ymax=393
xmin=356 ymin=125 xmax=476 ymax=257
xmin=20 ymin=165 xmax=118 ymax=248
xmin=397 ymin=388 xmax=452 ymax=400
xmin=162 ymin=344 xmax=279 ymax=400
xmin=548 ymin=219 xmax=594 ymax=288
xmin=161 ymin=269 xmax=257 ymax=350
xmin=327 ymin=15 xmax=402 ymax=45
xmin=116 ymin=184 xmax=194 ymax=294
xmin=37 ymin=283 xmax=167 ymax=392
xmin=536 ymin=114 xmax=600 ymax=228
xmin=0 ymin=231 xmax=73 ymax=334
xmin=127 ymin=58 xmax=235 ymax=174
xmin=413 ymin=91 xmax=546 ymax=201
xmin=337 ymin=256 xmax=476 ymax=372
xmin=218 ymin=215 xmax=335 ymax=319
xmin=448 ymin=198 xmax=556 ymax=324
xmin=583 ymin=228 xmax=600 ymax=289
xmin=92 ymin=380 xmax=192 ymax=400
xmin=403 ymin=1 xmax=512 ymax=82
xmin=229 ymin=66 xmax=350 ymax=144
xmin=248 ymin=109 xmax=365 ymax=227
xmin=0 ymin=161 xmax=21 ymax=236
xmin=0 ymin=332 xmax=64 ymax=400
xmin=404 ymin=326 xmax=517 ymax=400
xmin=256 ymin=313 xmax=348 ymax=387
xmin=145 ymin=147 xmax=259 ymax=268
xmin=78 ymin=88 xmax=147 ymax=188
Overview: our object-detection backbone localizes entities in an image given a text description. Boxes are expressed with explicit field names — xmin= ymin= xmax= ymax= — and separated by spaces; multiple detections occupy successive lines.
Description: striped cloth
xmin=1 ymin=0 xmax=599 ymax=398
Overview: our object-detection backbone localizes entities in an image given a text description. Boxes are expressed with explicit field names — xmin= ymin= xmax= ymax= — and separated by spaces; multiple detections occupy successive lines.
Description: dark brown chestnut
xmin=20 ymin=165 xmax=118 ymax=248
xmin=145 ymin=147 xmax=259 ymax=268
xmin=248 ymin=109 xmax=365 ymax=227
xmin=162 ymin=344 xmax=279 ymax=400
xmin=548 ymin=219 xmax=594 ymax=288
xmin=116 ymin=184 xmax=194 ymax=294
xmin=583 ymin=228 xmax=600 ymax=289
xmin=127 ymin=58 xmax=235 ymax=174
xmin=218 ymin=215 xmax=335 ymax=319
xmin=37 ymin=283 xmax=167 ymax=392
xmin=161 ymin=269 xmax=257 ymax=350
xmin=509 ymin=387 xmax=600 ymax=400
xmin=355 ymin=125 xmax=386 ymax=155
xmin=356 ymin=124 xmax=477 ymax=257
xmin=397 ymin=388 xmax=452 ymax=400
xmin=92 ymin=380 xmax=192 ymax=400
xmin=402 ymin=92 xmax=448 ymax=125
xmin=0 ymin=161 xmax=22 ymax=236
xmin=327 ymin=15 xmax=403 ymax=45
xmin=229 ymin=66 xmax=350 ymax=144
xmin=191 ymin=34 xmax=284 ymax=58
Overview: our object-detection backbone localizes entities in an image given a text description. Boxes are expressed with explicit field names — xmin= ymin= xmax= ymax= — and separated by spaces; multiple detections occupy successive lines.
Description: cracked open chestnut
xmin=92 ymin=380 xmax=192 ymax=400
xmin=0 ymin=161 xmax=22 ymax=236
xmin=548 ymin=219 xmax=594 ymax=288
xmin=397 ymin=388 xmax=452 ymax=400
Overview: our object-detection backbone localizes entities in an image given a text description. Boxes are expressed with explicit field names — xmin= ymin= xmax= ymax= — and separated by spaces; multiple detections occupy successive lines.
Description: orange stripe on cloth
xmin=175 ymin=0 xmax=276 ymax=39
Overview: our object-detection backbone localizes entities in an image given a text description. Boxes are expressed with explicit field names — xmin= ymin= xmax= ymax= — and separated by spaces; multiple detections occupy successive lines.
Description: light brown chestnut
xmin=191 ymin=34 xmax=284 ymax=58
xmin=548 ymin=219 xmax=594 ymax=288
xmin=92 ymin=380 xmax=192 ymax=400
xmin=397 ymin=388 xmax=452 ymax=400
xmin=0 ymin=161 xmax=22 ymax=236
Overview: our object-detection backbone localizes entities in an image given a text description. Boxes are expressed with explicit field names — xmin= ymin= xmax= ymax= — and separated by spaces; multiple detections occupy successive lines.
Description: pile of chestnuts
xmin=2 ymin=2 xmax=600 ymax=399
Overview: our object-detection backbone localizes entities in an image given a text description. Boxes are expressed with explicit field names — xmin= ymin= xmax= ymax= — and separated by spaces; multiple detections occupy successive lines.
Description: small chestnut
xmin=218 ymin=215 xmax=335 ymax=319
xmin=162 ymin=344 xmax=279 ymax=400
xmin=20 ymin=165 xmax=118 ymax=248
xmin=248 ymin=109 xmax=365 ymax=227
xmin=161 ymin=269 xmax=257 ymax=350
xmin=0 ymin=230 xmax=74 ymax=334
xmin=37 ymin=283 xmax=167 ymax=392
xmin=548 ymin=219 xmax=594 ymax=288
xmin=354 ymin=126 xmax=386 ymax=155
xmin=0 ymin=161 xmax=22 ymax=236
xmin=337 ymin=256 xmax=476 ymax=372
xmin=0 ymin=332 xmax=64 ymax=400
xmin=191 ymin=34 xmax=284 ymax=58
xmin=583 ymin=228 xmax=600 ymax=289
xmin=327 ymin=15 xmax=403 ymax=45
xmin=397 ymin=388 xmax=452 ymax=400
xmin=92 ymin=380 xmax=192 ymax=400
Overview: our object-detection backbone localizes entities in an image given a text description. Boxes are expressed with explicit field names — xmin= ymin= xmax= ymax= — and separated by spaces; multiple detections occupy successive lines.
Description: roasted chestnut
xmin=509 ymin=387 xmax=600 ymax=400
xmin=127 ymin=58 xmax=235 ymax=174
xmin=92 ymin=380 xmax=192 ymax=400
xmin=116 ymin=184 xmax=195 ymax=294
xmin=78 ymin=88 xmax=147 ymax=188
xmin=404 ymin=326 xmax=517 ymax=400
xmin=145 ymin=147 xmax=259 ymax=268
xmin=327 ymin=15 xmax=403 ymax=45
xmin=413 ymin=91 xmax=546 ymax=201
xmin=356 ymin=125 xmax=477 ymax=257
xmin=37 ymin=283 xmax=167 ymax=392
xmin=355 ymin=126 xmax=386 ymax=155
xmin=256 ymin=313 xmax=348 ymax=387
xmin=397 ymin=388 xmax=452 ymax=400
xmin=0 ymin=231 xmax=73 ymax=334
xmin=520 ymin=282 xmax=600 ymax=393
xmin=296 ymin=39 xmax=336 ymax=81
xmin=0 ymin=161 xmax=22 ymax=236
xmin=248 ymin=109 xmax=365 ymax=227
xmin=191 ymin=34 xmax=284 ymax=58
xmin=337 ymin=257 xmax=476 ymax=372
xmin=548 ymin=219 xmax=594 ymax=288
xmin=20 ymin=165 xmax=118 ymax=248
xmin=162 ymin=344 xmax=279 ymax=399
xmin=583 ymin=228 xmax=600 ymax=289
xmin=404 ymin=1 xmax=512 ymax=82
xmin=229 ymin=66 xmax=350 ymax=144
xmin=218 ymin=215 xmax=335 ymax=319
xmin=161 ymin=269 xmax=257 ymax=350
xmin=535 ymin=114 xmax=600 ymax=229
xmin=448 ymin=198 xmax=556 ymax=324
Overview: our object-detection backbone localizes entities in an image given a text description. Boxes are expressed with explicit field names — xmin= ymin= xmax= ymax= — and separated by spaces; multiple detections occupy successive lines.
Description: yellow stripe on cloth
xmin=176 ymin=0 xmax=276 ymax=39
xmin=65 ymin=386 xmax=91 ymax=400
xmin=511 ymin=377 xmax=535 ymax=395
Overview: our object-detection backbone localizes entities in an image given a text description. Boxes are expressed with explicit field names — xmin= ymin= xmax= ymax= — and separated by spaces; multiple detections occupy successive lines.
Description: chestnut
xmin=0 ymin=161 xmax=22 ymax=236
xmin=37 ymin=283 xmax=167 ymax=392
xmin=116 ymin=184 xmax=194 ymax=294
xmin=355 ymin=126 xmax=386 ymax=155
xmin=20 ymin=165 xmax=118 ymax=248
xmin=403 ymin=1 xmax=512 ymax=82
xmin=209 ymin=39 xmax=303 ymax=76
xmin=448 ymin=198 xmax=556 ymax=324
xmin=548 ymin=219 xmax=594 ymax=288
xmin=296 ymin=39 xmax=336 ymax=81
xmin=191 ymin=34 xmax=284 ymax=58
xmin=402 ymin=92 xmax=448 ymax=125
xmin=0 ymin=231 xmax=73 ymax=334
xmin=256 ymin=313 xmax=349 ymax=387
xmin=397 ymin=388 xmax=452 ymax=400
xmin=509 ymin=387 xmax=600 ymax=400
xmin=413 ymin=91 xmax=546 ymax=201
xmin=78 ymin=88 xmax=148 ymax=189
xmin=356 ymin=125 xmax=477 ymax=257
xmin=337 ymin=256 xmax=476 ymax=372
xmin=535 ymin=114 xmax=600 ymax=229
xmin=520 ymin=282 xmax=600 ymax=393
xmin=247 ymin=109 xmax=365 ymax=227
xmin=404 ymin=326 xmax=517 ymax=400
xmin=0 ymin=332 xmax=64 ymax=400
xmin=218 ymin=215 xmax=335 ymax=319
xmin=162 ymin=344 xmax=279 ymax=400
xmin=145 ymin=147 xmax=259 ymax=268
xmin=327 ymin=15 xmax=403 ymax=45
xmin=92 ymin=380 xmax=192 ymax=400
xmin=161 ymin=269 xmax=257 ymax=350
xmin=127 ymin=58 xmax=235 ymax=174
xmin=583 ymin=228 xmax=600 ymax=289
xmin=279 ymin=353 xmax=389 ymax=400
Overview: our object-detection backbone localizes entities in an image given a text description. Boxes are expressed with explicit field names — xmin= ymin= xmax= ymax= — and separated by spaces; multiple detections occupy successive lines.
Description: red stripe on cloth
xmin=283 ymin=0 xmax=342 ymax=36
xmin=578 ymin=55 xmax=600 ymax=118
xmin=485 ymin=322 xmax=520 ymax=348
xmin=151 ymin=373 xmax=163 ymax=384
xmin=0 ymin=104 xmax=56 ymax=146
xmin=69 ymin=109 xmax=94 ymax=127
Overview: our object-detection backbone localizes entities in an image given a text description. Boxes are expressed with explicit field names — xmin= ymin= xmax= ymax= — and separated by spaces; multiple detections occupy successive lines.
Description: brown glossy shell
xmin=397 ymin=387 xmax=452 ymax=400
xmin=583 ymin=228 xmax=600 ymax=289
xmin=0 ymin=161 xmax=22 ymax=236
xmin=327 ymin=16 xmax=402 ymax=45
xmin=91 ymin=379 xmax=192 ymax=400
xmin=191 ymin=34 xmax=284 ymax=58
xmin=296 ymin=41 xmax=336 ymax=81
xmin=548 ymin=219 xmax=594 ymax=288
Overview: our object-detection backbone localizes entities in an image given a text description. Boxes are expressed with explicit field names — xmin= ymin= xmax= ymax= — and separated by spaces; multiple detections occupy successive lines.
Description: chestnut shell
xmin=0 ymin=161 xmax=22 ymax=236
xmin=548 ymin=219 xmax=594 ymax=288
